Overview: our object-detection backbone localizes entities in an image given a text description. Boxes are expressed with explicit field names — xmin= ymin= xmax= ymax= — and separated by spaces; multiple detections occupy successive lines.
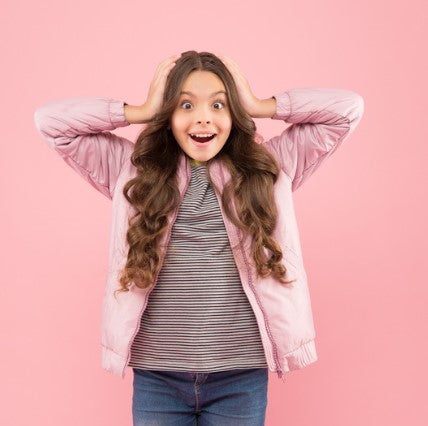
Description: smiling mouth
xmin=189 ymin=134 xmax=216 ymax=143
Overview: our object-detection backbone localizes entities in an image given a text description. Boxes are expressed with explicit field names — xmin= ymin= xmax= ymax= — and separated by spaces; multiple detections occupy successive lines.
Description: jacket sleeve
xmin=262 ymin=88 xmax=365 ymax=192
xmin=33 ymin=96 xmax=135 ymax=200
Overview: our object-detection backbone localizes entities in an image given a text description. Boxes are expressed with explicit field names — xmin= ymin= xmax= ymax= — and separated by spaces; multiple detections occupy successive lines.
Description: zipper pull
xmin=277 ymin=369 xmax=286 ymax=383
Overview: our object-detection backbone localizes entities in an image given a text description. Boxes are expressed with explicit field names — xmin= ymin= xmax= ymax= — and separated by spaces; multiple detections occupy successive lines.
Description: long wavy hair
xmin=114 ymin=50 xmax=296 ymax=298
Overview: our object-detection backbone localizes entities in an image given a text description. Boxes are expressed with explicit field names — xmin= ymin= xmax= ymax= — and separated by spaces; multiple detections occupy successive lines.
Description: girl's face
xmin=170 ymin=70 xmax=232 ymax=163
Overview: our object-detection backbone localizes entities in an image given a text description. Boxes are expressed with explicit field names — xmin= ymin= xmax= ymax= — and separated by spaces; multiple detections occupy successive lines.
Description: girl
xmin=34 ymin=51 xmax=364 ymax=425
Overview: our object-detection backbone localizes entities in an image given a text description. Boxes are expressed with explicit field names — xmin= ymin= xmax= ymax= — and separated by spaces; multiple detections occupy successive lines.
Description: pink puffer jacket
xmin=34 ymin=87 xmax=364 ymax=382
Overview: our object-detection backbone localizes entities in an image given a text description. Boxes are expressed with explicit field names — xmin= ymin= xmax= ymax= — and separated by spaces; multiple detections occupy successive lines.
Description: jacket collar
xmin=177 ymin=151 xmax=231 ymax=194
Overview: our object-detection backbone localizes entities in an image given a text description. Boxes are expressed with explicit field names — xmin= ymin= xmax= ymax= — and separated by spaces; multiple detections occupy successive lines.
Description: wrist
xmin=124 ymin=103 xmax=154 ymax=124
xmin=251 ymin=97 xmax=277 ymax=119
xmin=254 ymin=96 xmax=276 ymax=118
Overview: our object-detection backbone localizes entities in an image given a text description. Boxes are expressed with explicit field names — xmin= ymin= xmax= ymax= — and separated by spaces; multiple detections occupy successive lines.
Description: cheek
xmin=220 ymin=118 xmax=232 ymax=134
xmin=170 ymin=119 xmax=179 ymax=132
xmin=170 ymin=112 xmax=186 ymax=131
xmin=220 ymin=112 xmax=232 ymax=128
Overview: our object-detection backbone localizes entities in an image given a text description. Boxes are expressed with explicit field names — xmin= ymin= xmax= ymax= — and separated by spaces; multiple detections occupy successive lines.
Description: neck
xmin=190 ymin=158 xmax=206 ymax=166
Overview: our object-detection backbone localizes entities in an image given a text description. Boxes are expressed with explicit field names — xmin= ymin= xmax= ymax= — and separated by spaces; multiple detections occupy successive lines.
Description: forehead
xmin=180 ymin=70 xmax=226 ymax=98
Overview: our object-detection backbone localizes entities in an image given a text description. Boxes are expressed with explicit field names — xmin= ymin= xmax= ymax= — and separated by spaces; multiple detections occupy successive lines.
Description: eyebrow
xmin=179 ymin=90 xmax=227 ymax=97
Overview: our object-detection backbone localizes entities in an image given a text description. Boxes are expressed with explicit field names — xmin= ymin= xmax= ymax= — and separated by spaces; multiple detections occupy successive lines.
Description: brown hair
xmin=114 ymin=50 xmax=296 ymax=298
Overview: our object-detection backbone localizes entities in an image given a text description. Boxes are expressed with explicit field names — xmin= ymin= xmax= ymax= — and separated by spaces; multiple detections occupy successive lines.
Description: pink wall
xmin=2 ymin=0 xmax=426 ymax=425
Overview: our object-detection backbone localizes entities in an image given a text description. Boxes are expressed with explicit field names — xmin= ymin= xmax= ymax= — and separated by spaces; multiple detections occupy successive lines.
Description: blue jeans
xmin=132 ymin=367 xmax=268 ymax=425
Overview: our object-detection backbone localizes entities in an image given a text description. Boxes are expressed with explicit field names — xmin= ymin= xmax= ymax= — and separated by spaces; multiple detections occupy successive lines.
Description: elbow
xmin=33 ymin=106 xmax=49 ymax=134
xmin=355 ymin=93 xmax=365 ymax=117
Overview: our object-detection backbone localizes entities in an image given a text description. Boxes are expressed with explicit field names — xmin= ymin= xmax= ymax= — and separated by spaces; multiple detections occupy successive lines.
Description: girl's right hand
xmin=143 ymin=54 xmax=181 ymax=119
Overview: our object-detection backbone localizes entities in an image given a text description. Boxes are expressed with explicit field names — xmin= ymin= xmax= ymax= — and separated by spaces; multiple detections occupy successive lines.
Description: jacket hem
xmin=281 ymin=339 xmax=318 ymax=373
xmin=101 ymin=344 xmax=128 ymax=379
xmin=101 ymin=339 xmax=318 ymax=380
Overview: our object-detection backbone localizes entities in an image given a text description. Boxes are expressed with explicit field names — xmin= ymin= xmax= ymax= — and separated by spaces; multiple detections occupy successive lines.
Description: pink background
xmin=2 ymin=0 xmax=426 ymax=424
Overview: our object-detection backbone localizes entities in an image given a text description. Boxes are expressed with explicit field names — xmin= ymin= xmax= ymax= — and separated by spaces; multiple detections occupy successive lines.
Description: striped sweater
xmin=128 ymin=161 xmax=268 ymax=372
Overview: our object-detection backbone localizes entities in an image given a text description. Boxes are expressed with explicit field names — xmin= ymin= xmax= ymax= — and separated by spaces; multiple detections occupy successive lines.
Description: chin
xmin=189 ymin=153 xmax=213 ymax=162
xmin=183 ymin=147 xmax=215 ymax=162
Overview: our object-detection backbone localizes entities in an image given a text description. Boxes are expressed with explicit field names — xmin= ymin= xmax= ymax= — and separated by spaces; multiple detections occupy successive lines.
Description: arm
xmin=261 ymin=88 xmax=365 ymax=192
xmin=33 ymin=96 xmax=143 ymax=199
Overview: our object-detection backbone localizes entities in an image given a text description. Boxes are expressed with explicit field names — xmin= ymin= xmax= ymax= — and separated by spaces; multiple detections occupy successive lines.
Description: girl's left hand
xmin=216 ymin=53 xmax=261 ymax=117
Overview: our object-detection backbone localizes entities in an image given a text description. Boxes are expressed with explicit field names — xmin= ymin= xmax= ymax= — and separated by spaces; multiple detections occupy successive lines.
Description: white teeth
xmin=190 ymin=133 xmax=215 ymax=138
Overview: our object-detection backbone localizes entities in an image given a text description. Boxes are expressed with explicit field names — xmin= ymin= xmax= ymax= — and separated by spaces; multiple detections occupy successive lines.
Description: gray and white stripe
xmin=128 ymin=163 xmax=268 ymax=372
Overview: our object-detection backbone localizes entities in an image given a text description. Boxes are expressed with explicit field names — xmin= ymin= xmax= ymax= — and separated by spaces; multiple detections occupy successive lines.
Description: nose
xmin=195 ymin=104 xmax=213 ymax=124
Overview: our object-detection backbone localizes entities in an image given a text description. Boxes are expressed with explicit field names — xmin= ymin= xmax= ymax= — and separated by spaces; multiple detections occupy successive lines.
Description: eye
xmin=213 ymin=100 xmax=226 ymax=109
xmin=180 ymin=101 xmax=192 ymax=109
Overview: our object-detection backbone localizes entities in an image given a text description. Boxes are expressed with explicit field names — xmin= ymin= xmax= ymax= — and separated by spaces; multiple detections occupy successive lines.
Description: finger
xmin=167 ymin=53 xmax=181 ymax=63
xmin=157 ymin=61 xmax=178 ymax=84
xmin=224 ymin=57 xmax=239 ymax=72
xmin=155 ymin=56 xmax=179 ymax=80
xmin=164 ymin=61 xmax=177 ymax=75
xmin=159 ymin=56 xmax=178 ymax=72
xmin=217 ymin=54 xmax=236 ymax=75
xmin=217 ymin=53 xmax=233 ymax=65
xmin=156 ymin=54 xmax=180 ymax=72
xmin=219 ymin=55 xmax=240 ymax=75
xmin=216 ymin=52 xmax=233 ymax=67
xmin=164 ymin=54 xmax=180 ymax=62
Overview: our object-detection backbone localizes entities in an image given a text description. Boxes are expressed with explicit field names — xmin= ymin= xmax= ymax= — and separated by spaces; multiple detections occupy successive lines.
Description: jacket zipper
xmin=237 ymin=232 xmax=284 ymax=381
xmin=121 ymin=167 xmax=191 ymax=378
xmin=216 ymin=165 xmax=284 ymax=381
